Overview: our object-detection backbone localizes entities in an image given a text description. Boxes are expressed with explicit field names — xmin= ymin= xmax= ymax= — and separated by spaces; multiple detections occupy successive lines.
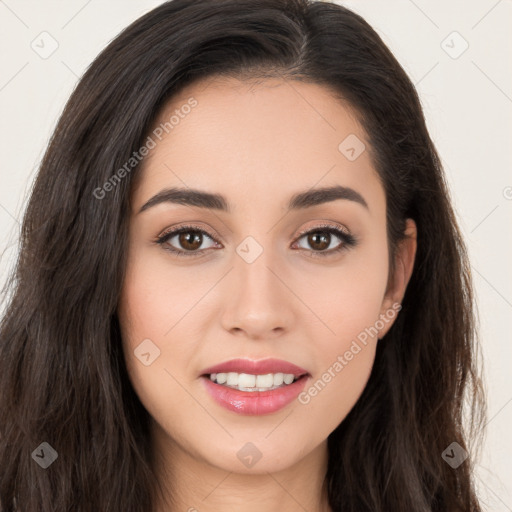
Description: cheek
xmin=295 ymin=297 xmax=382 ymax=431
xmin=299 ymin=229 xmax=389 ymax=350
xmin=118 ymin=247 xmax=207 ymax=350
xmin=295 ymin=235 xmax=389 ymax=420
xmin=116 ymin=252 xmax=197 ymax=413
xmin=297 ymin=339 xmax=377 ymax=436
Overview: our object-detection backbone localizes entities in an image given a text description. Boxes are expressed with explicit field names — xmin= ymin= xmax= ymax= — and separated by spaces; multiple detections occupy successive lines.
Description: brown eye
xmin=293 ymin=225 xmax=357 ymax=258
xmin=305 ymin=231 xmax=331 ymax=251
xmin=156 ymin=225 xmax=220 ymax=257
xmin=177 ymin=231 xmax=203 ymax=251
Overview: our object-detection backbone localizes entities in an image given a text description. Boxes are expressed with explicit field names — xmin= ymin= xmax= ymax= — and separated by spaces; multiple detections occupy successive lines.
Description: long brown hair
xmin=0 ymin=1 xmax=485 ymax=510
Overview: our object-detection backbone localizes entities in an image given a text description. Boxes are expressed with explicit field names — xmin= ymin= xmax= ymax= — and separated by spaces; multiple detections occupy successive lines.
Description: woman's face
xmin=118 ymin=76 xmax=414 ymax=475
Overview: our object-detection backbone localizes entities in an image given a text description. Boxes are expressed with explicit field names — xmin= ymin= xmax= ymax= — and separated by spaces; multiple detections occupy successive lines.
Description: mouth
xmin=200 ymin=372 xmax=311 ymax=416
xmin=202 ymin=371 xmax=308 ymax=392
xmin=200 ymin=357 xmax=310 ymax=392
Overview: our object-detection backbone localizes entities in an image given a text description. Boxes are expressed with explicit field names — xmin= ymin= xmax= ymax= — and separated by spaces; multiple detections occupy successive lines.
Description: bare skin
xmin=117 ymin=75 xmax=417 ymax=512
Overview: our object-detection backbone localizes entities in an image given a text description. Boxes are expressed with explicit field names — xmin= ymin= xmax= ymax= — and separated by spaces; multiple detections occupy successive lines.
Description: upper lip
xmin=200 ymin=358 xmax=309 ymax=378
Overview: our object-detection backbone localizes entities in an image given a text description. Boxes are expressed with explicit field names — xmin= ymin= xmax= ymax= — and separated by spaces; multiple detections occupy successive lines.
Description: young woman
xmin=0 ymin=1 xmax=485 ymax=510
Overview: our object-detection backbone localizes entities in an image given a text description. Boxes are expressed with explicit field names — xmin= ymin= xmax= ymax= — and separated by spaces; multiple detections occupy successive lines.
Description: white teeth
xmin=239 ymin=373 xmax=256 ymax=388
xmin=283 ymin=373 xmax=294 ymax=385
xmin=226 ymin=372 xmax=239 ymax=386
xmin=208 ymin=371 xmax=301 ymax=391
xmin=214 ymin=372 xmax=226 ymax=384
xmin=256 ymin=374 xmax=273 ymax=387
xmin=273 ymin=372 xmax=284 ymax=386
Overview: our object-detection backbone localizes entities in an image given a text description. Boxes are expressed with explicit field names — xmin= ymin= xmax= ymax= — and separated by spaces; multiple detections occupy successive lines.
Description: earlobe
xmin=378 ymin=218 xmax=417 ymax=338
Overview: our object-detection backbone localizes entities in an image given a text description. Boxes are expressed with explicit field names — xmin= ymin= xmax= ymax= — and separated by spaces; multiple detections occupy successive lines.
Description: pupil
xmin=180 ymin=231 xmax=202 ymax=250
xmin=309 ymin=232 xmax=329 ymax=251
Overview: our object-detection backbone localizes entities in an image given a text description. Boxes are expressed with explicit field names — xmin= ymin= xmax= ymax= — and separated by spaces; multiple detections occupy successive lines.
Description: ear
xmin=377 ymin=218 xmax=417 ymax=338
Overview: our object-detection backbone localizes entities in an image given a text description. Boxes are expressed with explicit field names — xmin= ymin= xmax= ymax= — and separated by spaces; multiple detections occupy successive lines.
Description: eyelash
xmin=154 ymin=223 xmax=357 ymax=259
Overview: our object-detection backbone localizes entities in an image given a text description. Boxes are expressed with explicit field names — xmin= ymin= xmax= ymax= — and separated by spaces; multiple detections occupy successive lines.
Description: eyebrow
xmin=138 ymin=185 xmax=368 ymax=214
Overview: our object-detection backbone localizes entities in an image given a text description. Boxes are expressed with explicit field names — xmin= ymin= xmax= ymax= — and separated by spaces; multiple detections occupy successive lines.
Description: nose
xmin=220 ymin=247 xmax=296 ymax=341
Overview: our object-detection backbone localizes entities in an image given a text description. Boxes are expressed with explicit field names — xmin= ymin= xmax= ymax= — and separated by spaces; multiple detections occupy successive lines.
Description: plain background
xmin=0 ymin=0 xmax=510 ymax=509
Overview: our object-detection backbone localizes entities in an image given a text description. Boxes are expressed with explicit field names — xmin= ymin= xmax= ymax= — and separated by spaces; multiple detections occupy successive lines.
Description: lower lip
xmin=200 ymin=375 xmax=309 ymax=415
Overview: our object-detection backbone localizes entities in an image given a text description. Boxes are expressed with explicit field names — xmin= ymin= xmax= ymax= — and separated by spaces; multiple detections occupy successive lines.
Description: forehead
xmin=133 ymin=76 xmax=384 ymax=216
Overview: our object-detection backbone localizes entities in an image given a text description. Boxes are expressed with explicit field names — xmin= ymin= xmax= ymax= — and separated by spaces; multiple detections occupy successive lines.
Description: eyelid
xmin=294 ymin=221 xmax=351 ymax=239
xmin=156 ymin=221 xmax=351 ymax=242
xmin=156 ymin=222 xmax=217 ymax=240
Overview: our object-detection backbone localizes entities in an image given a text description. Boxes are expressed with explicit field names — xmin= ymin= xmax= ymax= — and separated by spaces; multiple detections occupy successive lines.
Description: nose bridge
xmin=236 ymin=234 xmax=285 ymax=306
xmin=220 ymin=234 xmax=295 ymax=337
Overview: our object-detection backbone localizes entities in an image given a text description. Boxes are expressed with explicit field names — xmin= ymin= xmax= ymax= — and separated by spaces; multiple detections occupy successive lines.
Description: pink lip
xmin=200 ymin=374 xmax=310 ymax=415
xmin=200 ymin=358 xmax=309 ymax=378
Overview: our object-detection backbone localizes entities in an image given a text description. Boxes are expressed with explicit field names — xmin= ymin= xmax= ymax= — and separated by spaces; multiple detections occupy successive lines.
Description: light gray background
xmin=0 ymin=0 xmax=510 ymax=509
